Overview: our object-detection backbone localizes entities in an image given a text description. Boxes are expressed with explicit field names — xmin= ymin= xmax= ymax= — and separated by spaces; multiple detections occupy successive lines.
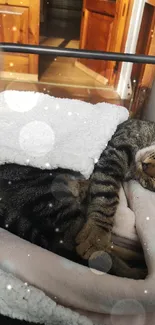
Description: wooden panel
xmin=84 ymin=12 xmax=114 ymax=50
xmin=79 ymin=10 xmax=114 ymax=75
xmin=3 ymin=53 xmax=29 ymax=73
xmin=0 ymin=5 xmax=29 ymax=74
xmin=0 ymin=5 xmax=28 ymax=43
xmin=78 ymin=0 xmax=130 ymax=86
xmin=85 ymin=0 xmax=116 ymax=16
xmin=0 ymin=0 xmax=29 ymax=5
xmin=0 ymin=1 xmax=40 ymax=79
xmin=7 ymin=0 xmax=29 ymax=6
xmin=146 ymin=0 xmax=155 ymax=5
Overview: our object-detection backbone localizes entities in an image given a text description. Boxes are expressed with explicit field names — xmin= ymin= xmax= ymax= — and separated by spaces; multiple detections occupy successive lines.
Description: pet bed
xmin=0 ymin=181 xmax=155 ymax=325
xmin=0 ymin=90 xmax=154 ymax=325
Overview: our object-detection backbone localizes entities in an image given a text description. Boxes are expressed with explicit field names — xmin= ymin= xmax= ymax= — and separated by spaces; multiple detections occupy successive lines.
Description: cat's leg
xmin=76 ymin=145 xmax=130 ymax=259
xmin=86 ymin=251 xmax=147 ymax=279
xmin=108 ymin=255 xmax=147 ymax=279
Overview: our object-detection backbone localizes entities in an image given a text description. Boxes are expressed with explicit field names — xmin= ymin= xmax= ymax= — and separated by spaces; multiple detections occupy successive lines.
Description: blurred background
xmin=0 ymin=0 xmax=155 ymax=119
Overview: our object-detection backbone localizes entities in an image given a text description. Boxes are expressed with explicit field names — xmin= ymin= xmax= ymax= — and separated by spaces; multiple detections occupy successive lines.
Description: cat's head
xmin=136 ymin=145 xmax=155 ymax=177
xmin=135 ymin=145 xmax=155 ymax=191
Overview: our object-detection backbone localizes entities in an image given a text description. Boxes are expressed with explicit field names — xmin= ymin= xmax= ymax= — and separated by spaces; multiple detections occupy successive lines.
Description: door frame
xmin=105 ymin=0 xmax=131 ymax=85
xmin=114 ymin=0 xmax=134 ymax=88
xmin=117 ymin=0 xmax=155 ymax=100
xmin=129 ymin=1 xmax=155 ymax=116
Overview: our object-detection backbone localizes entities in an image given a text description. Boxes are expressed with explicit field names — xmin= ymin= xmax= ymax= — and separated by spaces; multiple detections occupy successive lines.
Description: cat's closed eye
xmin=142 ymin=157 xmax=155 ymax=177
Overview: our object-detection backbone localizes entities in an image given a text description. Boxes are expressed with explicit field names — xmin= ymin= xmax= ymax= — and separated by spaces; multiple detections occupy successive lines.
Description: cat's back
xmin=111 ymin=118 xmax=155 ymax=149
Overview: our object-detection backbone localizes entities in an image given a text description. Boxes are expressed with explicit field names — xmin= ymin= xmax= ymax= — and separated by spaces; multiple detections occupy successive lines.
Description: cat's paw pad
xmin=76 ymin=219 xmax=111 ymax=259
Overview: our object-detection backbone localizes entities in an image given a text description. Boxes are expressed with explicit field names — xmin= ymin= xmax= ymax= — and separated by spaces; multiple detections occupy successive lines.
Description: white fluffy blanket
xmin=0 ymin=90 xmax=128 ymax=178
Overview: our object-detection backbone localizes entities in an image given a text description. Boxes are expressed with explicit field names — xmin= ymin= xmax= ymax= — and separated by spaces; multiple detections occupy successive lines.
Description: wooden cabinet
xmin=0 ymin=0 xmax=40 ymax=81
xmin=80 ymin=10 xmax=114 ymax=78
xmin=76 ymin=0 xmax=129 ymax=86
xmin=0 ymin=6 xmax=28 ymax=44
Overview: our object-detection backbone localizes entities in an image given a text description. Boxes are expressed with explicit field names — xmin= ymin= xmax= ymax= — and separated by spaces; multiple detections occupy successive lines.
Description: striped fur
xmin=76 ymin=118 xmax=155 ymax=265
xmin=0 ymin=118 xmax=154 ymax=278
xmin=0 ymin=165 xmax=89 ymax=263
xmin=88 ymin=118 xmax=155 ymax=228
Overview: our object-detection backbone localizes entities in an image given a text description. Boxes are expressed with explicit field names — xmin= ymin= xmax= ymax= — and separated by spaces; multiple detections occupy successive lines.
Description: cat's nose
xmin=142 ymin=162 xmax=148 ymax=171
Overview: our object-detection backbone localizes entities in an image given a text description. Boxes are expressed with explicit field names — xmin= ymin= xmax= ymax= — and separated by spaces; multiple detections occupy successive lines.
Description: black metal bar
xmin=0 ymin=43 xmax=155 ymax=64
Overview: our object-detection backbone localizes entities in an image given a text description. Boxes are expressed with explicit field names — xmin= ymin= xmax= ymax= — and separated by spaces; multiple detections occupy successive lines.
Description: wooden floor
xmin=37 ymin=36 xmax=127 ymax=106
xmin=39 ymin=37 xmax=109 ymax=88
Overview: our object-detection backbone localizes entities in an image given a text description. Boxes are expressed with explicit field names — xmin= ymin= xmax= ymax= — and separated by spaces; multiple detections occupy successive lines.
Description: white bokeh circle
xmin=50 ymin=175 xmax=81 ymax=201
xmin=3 ymin=89 xmax=40 ymax=112
xmin=0 ymin=260 xmax=16 ymax=274
xmin=88 ymin=251 xmax=112 ymax=275
xmin=110 ymin=299 xmax=146 ymax=325
xmin=19 ymin=121 xmax=55 ymax=157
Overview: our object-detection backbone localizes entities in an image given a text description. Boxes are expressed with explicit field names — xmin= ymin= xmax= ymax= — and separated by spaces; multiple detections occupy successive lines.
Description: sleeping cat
xmin=0 ymin=118 xmax=154 ymax=279
xmin=76 ymin=119 xmax=155 ymax=265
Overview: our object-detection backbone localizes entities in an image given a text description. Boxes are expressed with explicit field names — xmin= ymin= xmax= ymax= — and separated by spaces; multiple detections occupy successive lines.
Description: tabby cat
xmin=0 ymin=118 xmax=154 ymax=279
xmin=76 ymin=118 xmax=155 ymax=269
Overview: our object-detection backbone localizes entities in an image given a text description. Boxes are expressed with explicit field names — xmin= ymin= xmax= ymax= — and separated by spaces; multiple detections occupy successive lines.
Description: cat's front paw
xmin=138 ymin=176 xmax=148 ymax=189
xmin=76 ymin=219 xmax=111 ymax=259
xmin=137 ymin=170 xmax=155 ymax=191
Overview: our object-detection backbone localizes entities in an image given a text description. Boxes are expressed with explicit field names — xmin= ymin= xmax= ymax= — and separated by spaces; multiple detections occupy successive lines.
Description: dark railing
xmin=0 ymin=43 xmax=155 ymax=64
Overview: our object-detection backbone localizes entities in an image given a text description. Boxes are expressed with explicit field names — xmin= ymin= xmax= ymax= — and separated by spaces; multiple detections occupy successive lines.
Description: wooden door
xmin=80 ymin=11 xmax=114 ymax=78
xmin=130 ymin=0 xmax=155 ymax=116
xmin=0 ymin=5 xmax=29 ymax=73
xmin=77 ymin=0 xmax=129 ymax=85
xmin=0 ymin=0 xmax=40 ymax=81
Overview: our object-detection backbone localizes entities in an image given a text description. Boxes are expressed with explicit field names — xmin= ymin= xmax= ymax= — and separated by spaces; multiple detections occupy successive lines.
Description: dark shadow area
xmin=39 ymin=38 xmax=74 ymax=79
xmin=39 ymin=0 xmax=83 ymax=82
xmin=0 ymin=314 xmax=41 ymax=325
xmin=40 ymin=0 xmax=82 ymax=40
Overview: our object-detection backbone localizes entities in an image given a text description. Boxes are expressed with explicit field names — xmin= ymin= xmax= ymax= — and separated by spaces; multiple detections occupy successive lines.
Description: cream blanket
xmin=0 ymin=90 xmax=128 ymax=179
xmin=0 ymin=180 xmax=155 ymax=325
